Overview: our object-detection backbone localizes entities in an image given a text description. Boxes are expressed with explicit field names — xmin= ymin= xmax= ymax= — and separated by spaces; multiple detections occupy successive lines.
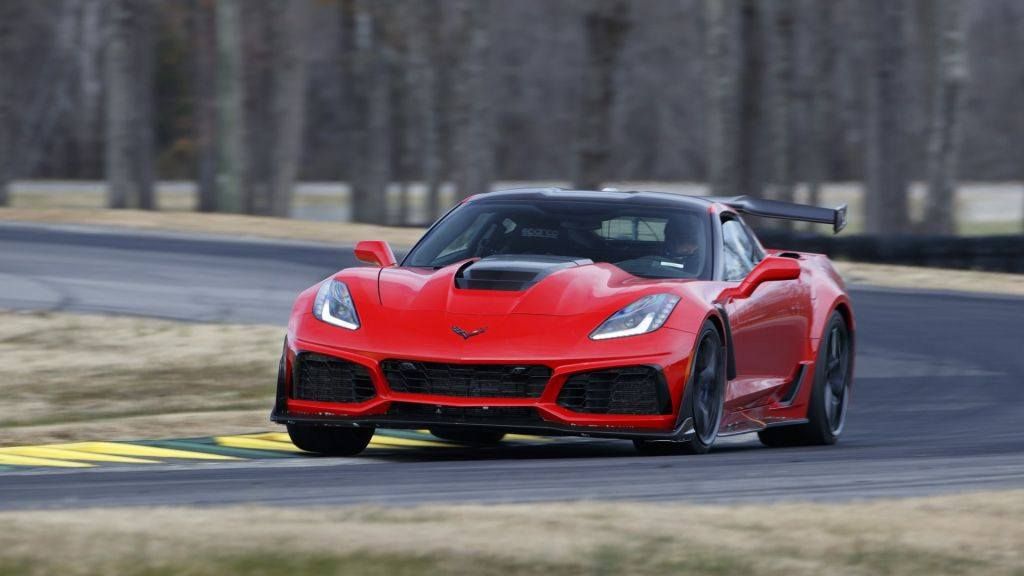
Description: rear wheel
xmin=759 ymin=311 xmax=852 ymax=447
xmin=634 ymin=322 xmax=725 ymax=456
xmin=429 ymin=428 xmax=506 ymax=445
xmin=287 ymin=424 xmax=374 ymax=456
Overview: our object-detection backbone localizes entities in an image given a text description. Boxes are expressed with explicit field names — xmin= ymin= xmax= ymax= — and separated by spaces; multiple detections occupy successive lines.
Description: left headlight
xmin=590 ymin=293 xmax=680 ymax=340
xmin=312 ymin=279 xmax=360 ymax=330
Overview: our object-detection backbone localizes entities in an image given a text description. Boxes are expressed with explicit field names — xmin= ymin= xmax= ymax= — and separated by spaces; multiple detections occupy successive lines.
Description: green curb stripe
xmin=375 ymin=429 xmax=441 ymax=442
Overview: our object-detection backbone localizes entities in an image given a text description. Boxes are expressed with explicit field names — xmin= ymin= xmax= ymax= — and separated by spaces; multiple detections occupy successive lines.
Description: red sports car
xmin=272 ymin=189 xmax=854 ymax=456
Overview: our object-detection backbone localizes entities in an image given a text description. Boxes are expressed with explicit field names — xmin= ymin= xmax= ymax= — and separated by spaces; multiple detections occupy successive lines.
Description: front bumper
xmin=271 ymin=329 xmax=697 ymax=440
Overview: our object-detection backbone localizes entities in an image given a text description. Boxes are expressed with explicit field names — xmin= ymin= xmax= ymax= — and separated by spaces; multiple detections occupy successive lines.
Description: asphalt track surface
xmin=1 ymin=222 xmax=1023 ymax=509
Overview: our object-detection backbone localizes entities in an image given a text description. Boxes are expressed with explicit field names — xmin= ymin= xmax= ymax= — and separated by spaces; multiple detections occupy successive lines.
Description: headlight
xmin=312 ymin=279 xmax=360 ymax=330
xmin=590 ymin=293 xmax=679 ymax=340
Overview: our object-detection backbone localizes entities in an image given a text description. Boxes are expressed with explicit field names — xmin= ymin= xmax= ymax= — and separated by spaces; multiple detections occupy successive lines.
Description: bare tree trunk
xmin=73 ymin=0 xmax=103 ymax=179
xmin=805 ymin=0 xmax=835 ymax=208
xmin=737 ymin=0 xmax=766 ymax=198
xmin=704 ymin=0 xmax=738 ymax=197
xmin=764 ymin=0 xmax=795 ymax=213
xmin=864 ymin=0 xmax=910 ymax=235
xmin=923 ymin=0 xmax=967 ymax=235
xmin=452 ymin=0 xmax=494 ymax=200
xmin=243 ymin=3 xmax=273 ymax=215
xmin=0 ymin=1 xmax=13 ymax=206
xmin=349 ymin=0 xmax=390 ymax=223
xmin=268 ymin=0 xmax=309 ymax=218
xmin=192 ymin=0 xmax=217 ymax=212
xmin=105 ymin=0 xmax=155 ymax=210
xmin=573 ymin=0 xmax=629 ymax=190
xmin=404 ymin=0 xmax=441 ymax=223
xmin=215 ymin=0 xmax=245 ymax=213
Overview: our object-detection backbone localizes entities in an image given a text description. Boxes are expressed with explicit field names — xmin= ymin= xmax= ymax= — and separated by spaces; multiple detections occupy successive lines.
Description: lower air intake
xmin=386 ymin=403 xmax=542 ymax=424
xmin=557 ymin=366 xmax=670 ymax=415
xmin=381 ymin=360 xmax=551 ymax=398
xmin=292 ymin=353 xmax=376 ymax=403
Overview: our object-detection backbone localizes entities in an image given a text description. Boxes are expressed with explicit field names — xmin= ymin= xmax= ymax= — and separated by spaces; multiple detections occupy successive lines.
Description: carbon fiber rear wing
xmin=710 ymin=195 xmax=848 ymax=233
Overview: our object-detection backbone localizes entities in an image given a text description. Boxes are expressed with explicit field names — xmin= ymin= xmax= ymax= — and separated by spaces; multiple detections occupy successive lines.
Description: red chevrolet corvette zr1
xmin=271 ymin=189 xmax=854 ymax=456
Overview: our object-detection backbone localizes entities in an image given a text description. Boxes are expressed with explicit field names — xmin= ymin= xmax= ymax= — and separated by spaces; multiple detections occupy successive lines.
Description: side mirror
xmin=719 ymin=256 xmax=801 ymax=302
xmin=354 ymin=240 xmax=397 ymax=268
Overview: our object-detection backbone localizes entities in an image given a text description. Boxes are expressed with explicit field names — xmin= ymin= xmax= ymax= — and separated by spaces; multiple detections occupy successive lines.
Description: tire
xmin=758 ymin=310 xmax=852 ymax=447
xmin=634 ymin=321 xmax=726 ymax=456
xmin=429 ymin=427 xmax=506 ymax=445
xmin=287 ymin=424 xmax=374 ymax=456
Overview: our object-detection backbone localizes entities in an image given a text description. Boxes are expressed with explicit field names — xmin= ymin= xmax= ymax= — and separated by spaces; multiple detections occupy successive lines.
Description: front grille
xmin=381 ymin=360 xmax=551 ymax=398
xmin=557 ymin=366 xmax=669 ymax=415
xmin=386 ymin=402 xmax=543 ymax=424
xmin=292 ymin=353 xmax=376 ymax=403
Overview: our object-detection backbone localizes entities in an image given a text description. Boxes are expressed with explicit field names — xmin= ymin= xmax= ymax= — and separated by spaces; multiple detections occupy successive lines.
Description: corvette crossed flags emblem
xmin=451 ymin=326 xmax=487 ymax=340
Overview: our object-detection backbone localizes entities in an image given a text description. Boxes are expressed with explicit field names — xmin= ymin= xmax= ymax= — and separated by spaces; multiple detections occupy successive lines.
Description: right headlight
xmin=312 ymin=279 xmax=360 ymax=330
xmin=590 ymin=293 xmax=680 ymax=340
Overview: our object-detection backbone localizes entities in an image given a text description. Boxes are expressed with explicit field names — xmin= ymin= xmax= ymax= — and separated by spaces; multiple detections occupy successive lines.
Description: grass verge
xmin=0 ymin=207 xmax=426 ymax=246
xmin=0 ymin=491 xmax=1022 ymax=575
xmin=0 ymin=310 xmax=280 ymax=446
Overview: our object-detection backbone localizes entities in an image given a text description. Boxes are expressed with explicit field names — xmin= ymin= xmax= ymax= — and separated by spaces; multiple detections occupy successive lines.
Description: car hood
xmin=378 ymin=259 xmax=686 ymax=317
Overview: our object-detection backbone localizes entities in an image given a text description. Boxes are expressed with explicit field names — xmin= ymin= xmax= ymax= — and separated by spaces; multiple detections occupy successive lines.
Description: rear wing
xmin=709 ymin=195 xmax=848 ymax=234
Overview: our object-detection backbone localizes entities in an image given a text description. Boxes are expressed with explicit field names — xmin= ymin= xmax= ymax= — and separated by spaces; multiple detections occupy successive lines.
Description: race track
xmin=1 ymin=222 xmax=1023 ymax=509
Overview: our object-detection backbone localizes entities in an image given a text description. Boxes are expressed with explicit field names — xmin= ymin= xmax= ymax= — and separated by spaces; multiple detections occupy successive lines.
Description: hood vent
xmin=455 ymin=255 xmax=592 ymax=291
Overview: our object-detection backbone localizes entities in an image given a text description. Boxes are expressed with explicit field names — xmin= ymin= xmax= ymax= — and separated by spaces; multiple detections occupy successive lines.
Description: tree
xmin=737 ymin=0 xmax=766 ymax=198
xmin=923 ymin=0 xmax=967 ymax=235
xmin=105 ymin=0 xmax=155 ymax=210
xmin=71 ymin=0 xmax=103 ymax=179
xmin=348 ymin=0 xmax=391 ymax=223
xmin=573 ymin=0 xmax=629 ymax=190
xmin=764 ymin=0 xmax=796 ymax=213
xmin=215 ymin=0 xmax=245 ymax=213
xmin=402 ymin=0 xmax=442 ymax=223
xmin=704 ymin=0 xmax=738 ymax=197
xmin=803 ymin=0 xmax=835 ymax=208
xmin=0 ymin=0 xmax=13 ymax=206
xmin=863 ymin=0 xmax=910 ymax=234
xmin=192 ymin=0 xmax=217 ymax=212
xmin=451 ymin=0 xmax=494 ymax=200
xmin=265 ymin=0 xmax=309 ymax=217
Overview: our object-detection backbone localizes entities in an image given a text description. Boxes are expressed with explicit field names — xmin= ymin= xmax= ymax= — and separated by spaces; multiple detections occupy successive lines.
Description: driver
xmin=662 ymin=215 xmax=704 ymax=271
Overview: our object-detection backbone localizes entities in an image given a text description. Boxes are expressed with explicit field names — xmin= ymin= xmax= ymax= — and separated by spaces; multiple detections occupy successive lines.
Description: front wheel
xmin=287 ymin=424 xmax=374 ymax=456
xmin=759 ymin=310 xmax=852 ymax=447
xmin=635 ymin=322 xmax=725 ymax=456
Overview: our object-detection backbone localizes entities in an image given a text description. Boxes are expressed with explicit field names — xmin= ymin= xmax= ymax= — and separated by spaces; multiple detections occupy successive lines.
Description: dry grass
xmin=0 ymin=310 xmax=282 ymax=444
xmin=0 ymin=491 xmax=1021 ymax=575
xmin=834 ymin=261 xmax=1024 ymax=297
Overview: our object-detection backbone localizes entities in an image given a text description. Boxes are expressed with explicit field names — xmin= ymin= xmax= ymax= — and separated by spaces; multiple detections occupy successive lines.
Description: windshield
xmin=404 ymin=199 xmax=712 ymax=279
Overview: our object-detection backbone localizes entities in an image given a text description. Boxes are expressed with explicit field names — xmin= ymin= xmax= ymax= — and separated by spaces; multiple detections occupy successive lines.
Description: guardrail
xmin=758 ymin=232 xmax=1024 ymax=273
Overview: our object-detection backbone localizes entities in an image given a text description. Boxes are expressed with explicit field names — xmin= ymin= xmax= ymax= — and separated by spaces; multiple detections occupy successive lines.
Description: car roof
xmin=470 ymin=187 xmax=715 ymax=211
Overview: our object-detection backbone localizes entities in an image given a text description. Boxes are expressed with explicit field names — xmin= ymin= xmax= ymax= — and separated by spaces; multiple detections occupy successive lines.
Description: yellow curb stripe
xmin=0 ymin=446 xmax=156 ymax=464
xmin=242 ymin=432 xmax=295 ymax=444
xmin=369 ymin=436 xmax=451 ymax=449
xmin=215 ymin=436 xmax=307 ymax=453
xmin=55 ymin=442 xmax=237 ymax=461
xmin=0 ymin=453 xmax=93 ymax=468
xmin=503 ymin=434 xmax=552 ymax=443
